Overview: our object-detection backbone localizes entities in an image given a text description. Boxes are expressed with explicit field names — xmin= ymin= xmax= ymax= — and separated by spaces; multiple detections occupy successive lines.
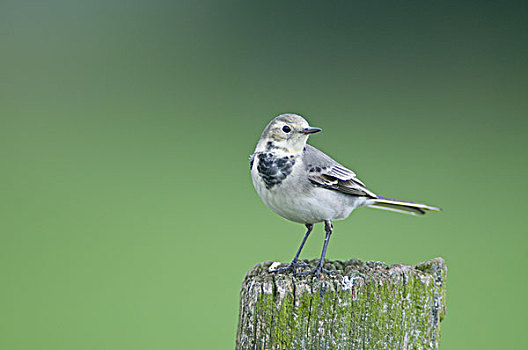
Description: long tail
xmin=369 ymin=196 xmax=441 ymax=216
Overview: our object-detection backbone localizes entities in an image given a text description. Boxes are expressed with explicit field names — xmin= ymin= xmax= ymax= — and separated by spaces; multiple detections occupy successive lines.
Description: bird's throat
xmin=256 ymin=152 xmax=296 ymax=189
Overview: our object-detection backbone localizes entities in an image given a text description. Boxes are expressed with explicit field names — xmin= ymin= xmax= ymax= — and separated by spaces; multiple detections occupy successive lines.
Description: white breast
xmin=251 ymin=161 xmax=372 ymax=224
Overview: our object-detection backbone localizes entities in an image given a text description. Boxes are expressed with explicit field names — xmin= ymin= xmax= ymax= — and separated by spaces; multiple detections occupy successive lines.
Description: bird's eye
xmin=282 ymin=125 xmax=291 ymax=133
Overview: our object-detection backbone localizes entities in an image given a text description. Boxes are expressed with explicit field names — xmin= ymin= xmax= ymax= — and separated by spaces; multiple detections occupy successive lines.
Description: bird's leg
xmin=273 ymin=224 xmax=313 ymax=274
xmin=295 ymin=220 xmax=336 ymax=278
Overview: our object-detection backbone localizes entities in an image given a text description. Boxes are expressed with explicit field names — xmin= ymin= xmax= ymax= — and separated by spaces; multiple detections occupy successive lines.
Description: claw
xmin=293 ymin=264 xmax=336 ymax=278
xmin=272 ymin=260 xmax=310 ymax=274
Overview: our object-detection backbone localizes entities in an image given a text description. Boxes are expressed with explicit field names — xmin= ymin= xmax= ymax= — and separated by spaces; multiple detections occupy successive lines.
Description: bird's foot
xmin=293 ymin=264 xmax=336 ymax=278
xmin=272 ymin=260 xmax=310 ymax=275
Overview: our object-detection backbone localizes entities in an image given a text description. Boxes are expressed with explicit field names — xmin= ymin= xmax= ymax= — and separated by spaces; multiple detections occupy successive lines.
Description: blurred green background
xmin=1 ymin=1 xmax=527 ymax=349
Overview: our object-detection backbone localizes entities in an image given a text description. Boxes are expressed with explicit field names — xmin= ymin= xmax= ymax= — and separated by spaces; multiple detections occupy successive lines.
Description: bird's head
xmin=256 ymin=113 xmax=321 ymax=154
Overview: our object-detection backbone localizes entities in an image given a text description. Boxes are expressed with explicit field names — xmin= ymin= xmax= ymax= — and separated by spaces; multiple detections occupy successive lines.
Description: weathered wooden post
xmin=236 ymin=257 xmax=447 ymax=350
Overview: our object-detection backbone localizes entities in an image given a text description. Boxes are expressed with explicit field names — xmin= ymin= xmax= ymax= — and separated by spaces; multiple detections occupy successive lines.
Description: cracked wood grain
xmin=236 ymin=258 xmax=447 ymax=350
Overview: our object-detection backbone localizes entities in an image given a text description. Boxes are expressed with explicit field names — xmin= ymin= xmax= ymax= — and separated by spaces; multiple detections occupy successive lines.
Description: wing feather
xmin=303 ymin=145 xmax=376 ymax=197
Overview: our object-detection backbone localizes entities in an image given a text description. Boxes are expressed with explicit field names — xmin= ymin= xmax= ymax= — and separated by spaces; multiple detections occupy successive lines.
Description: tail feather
xmin=369 ymin=196 xmax=441 ymax=216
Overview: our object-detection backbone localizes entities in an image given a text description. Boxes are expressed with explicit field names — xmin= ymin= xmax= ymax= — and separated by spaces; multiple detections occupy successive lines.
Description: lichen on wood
xmin=236 ymin=258 xmax=447 ymax=350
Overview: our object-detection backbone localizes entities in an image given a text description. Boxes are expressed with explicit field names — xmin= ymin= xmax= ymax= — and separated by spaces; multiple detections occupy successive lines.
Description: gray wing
xmin=303 ymin=145 xmax=377 ymax=198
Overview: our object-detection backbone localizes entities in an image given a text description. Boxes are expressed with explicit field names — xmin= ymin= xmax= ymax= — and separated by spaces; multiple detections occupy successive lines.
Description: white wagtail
xmin=250 ymin=113 xmax=440 ymax=277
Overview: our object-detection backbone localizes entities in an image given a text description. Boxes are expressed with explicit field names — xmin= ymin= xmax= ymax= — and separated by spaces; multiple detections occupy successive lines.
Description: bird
xmin=250 ymin=113 xmax=440 ymax=277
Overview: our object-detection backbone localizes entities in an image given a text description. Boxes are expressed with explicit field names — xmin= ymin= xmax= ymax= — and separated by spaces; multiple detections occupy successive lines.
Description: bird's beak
xmin=300 ymin=127 xmax=322 ymax=134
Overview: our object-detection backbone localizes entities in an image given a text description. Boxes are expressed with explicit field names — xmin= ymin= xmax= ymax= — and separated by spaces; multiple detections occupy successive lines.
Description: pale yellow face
xmin=257 ymin=114 xmax=320 ymax=154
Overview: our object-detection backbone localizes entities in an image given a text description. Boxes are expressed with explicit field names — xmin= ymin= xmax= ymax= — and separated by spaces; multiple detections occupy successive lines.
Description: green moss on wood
xmin=236 ymin=258 xmax=447 ymax=350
